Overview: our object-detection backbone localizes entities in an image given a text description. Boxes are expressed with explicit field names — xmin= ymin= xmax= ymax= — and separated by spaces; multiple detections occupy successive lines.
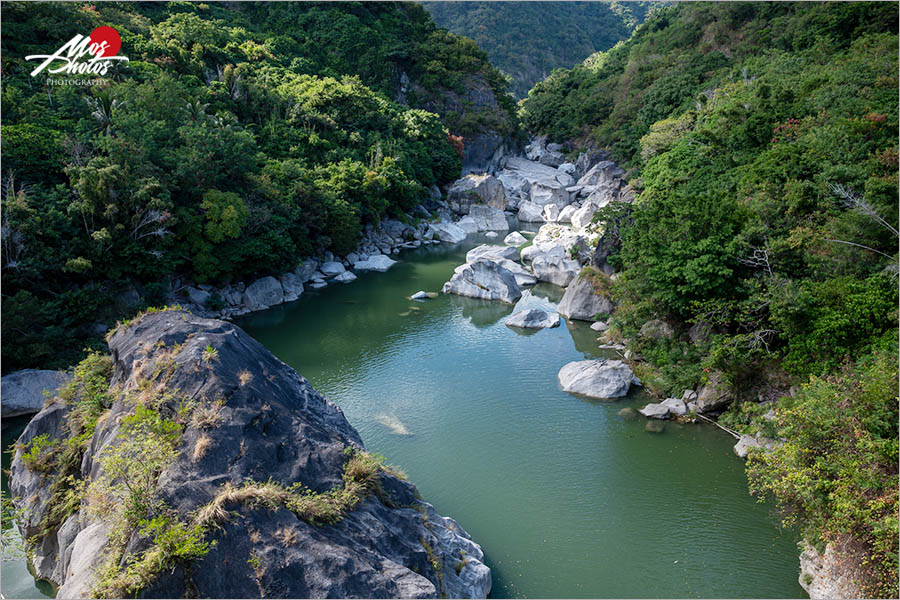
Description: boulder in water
xmin=504 ymin=231 xmax=527 ymax=246
xmin=441 ymin=259 xmax=522 ymax=304
xmin=504 ymin=309 xmax=560 ymax=330
xmin=557 ymin=272 xmax=615 ymax=321
xmin=353 ymin=254 xmax=397 ymax=272
xmin=557 ymin=359 xmax=634 ymax=399
xmin=243 ymin=276 xmax=284 ymax=311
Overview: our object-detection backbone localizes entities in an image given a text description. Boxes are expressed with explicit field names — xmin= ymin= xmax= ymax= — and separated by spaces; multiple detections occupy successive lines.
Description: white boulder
xmin=532 ymin=253 xmax=580 ymax=287
xmin=505 ymin=309 xmax=560 ymax=329
xmin=504 ymin=231 xmax=527 ymax=246
xmin=557 ymin=274 xmax=615 ymax=320
xmin=517 ymin=201 xmax=545 ymax=222
xmin=431 ymin=222 xmax=468 ymax=243
xmin=353 ymin=254 xmax=397 ymax=272
xmin=334 ymin=271 xmax=357 ymax=283
xmin=466 ymin=244 xmax=520 ymax=263
xmin=320 ymin=261 xmax=346 ymax=277
xmin=557 ymin=359 xmax=634 ymax=399
xmin=467 ymin=205 xmax=509 ymax=231
xmin=441 ymin=259 xmax=522 ymax=304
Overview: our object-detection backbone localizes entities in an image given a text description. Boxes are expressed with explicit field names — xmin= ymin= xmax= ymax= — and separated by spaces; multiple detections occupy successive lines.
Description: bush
xmin=747 ymin=350 xmax=899 ymax=598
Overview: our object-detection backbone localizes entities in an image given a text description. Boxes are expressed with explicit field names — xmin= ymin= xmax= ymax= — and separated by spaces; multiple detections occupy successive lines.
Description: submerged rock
xmin=617 ymin=407 xmax=638 ymax=420
xmin=557 ymin=359 xmax=633 ymax=399
xmin=441 ymin=259 xmax=522 ymax=304
xmin=645 ymin=421 xmax=666 ymax=433
xmin=504 ymin=309 xmax=560 ymax=330
xmin=1 ymin=369 xmax=72 ymax=418
xmin=10 ymin=310 xmax=491 ymax=599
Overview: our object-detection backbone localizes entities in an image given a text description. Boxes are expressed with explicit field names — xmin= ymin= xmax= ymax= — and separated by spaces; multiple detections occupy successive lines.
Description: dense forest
xmin=422 ymin=1 xmax=656 ymax=98
xmin=523 ymin=2 xmax=898 ymax=596
xmin=1 ymin=1 xmax=515 ymax=371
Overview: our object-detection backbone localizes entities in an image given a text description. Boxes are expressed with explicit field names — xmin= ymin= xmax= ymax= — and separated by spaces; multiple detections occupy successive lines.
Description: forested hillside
xmin=1 ymin=1 xmax=515 ymax=371
xmin=422 ymin=1 xmax=656 ymax=98
xmin=523 ymin=3 xmax=898 ymax=596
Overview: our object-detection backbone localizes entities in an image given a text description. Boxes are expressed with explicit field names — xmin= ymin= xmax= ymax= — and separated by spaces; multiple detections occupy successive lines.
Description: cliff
xmin=10 ymin=309 xmax=490 ymax=599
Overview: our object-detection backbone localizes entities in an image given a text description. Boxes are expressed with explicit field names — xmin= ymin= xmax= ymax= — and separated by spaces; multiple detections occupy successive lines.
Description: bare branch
xmin=825 ymin=239 xmax=895 ymax=259
xmin=829 ymin=183 xmax=899 ymax=237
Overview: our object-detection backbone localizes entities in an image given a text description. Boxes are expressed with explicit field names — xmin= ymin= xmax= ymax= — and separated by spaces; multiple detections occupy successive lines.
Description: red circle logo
xmin=89 ymin=26 xmax=121 ymax=58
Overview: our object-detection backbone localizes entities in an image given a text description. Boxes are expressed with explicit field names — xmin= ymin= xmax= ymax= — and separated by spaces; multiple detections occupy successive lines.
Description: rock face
xmin=733 ymin=434 xmax=777 ymax=459
xmin=799 ymin=539 xmax=866 ymax=600
xmin=431 ymin=222 xmax=468 ymax=243
xmin=516 ymin=201 xmax=545 ymax=223
xmin=696 ymin=371 xmax=733 ymax=413
xmin=504 ymin=309 xmax=560 ymax=330
xmin=447 ymin=174 xmax=506 ymax=214
xmin=531 ymin=253 xmax=580 ymax=287
xmin=243 ymin=276 xmax=284 ymax=311
xmin=557 ymin=359 xmax=634 ymax=399
xmin=557 ymin=274 xmax=615 ymax=321
xmin=442 ymin=259 xmax=522 ymax=304
xmin=467 ymin=205 xmax=509 ymax=231
xmin=10 ymin=310 xmax=491 ymax=599
xmin=1 ymin=369 xmax=72 ymax=417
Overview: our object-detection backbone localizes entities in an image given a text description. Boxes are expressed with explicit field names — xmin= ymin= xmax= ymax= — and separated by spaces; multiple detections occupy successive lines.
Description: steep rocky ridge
xmin=10 ymin=310 xmax=490 ymax=599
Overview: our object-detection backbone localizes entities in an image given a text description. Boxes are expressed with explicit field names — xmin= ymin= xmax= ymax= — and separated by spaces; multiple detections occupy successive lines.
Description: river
xmin=1 ymin=232 xmax=806 ymax=598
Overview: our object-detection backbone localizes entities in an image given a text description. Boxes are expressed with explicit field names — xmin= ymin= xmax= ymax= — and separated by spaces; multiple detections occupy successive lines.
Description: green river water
xmin=2 ymin=233 xmax=806 ymax=598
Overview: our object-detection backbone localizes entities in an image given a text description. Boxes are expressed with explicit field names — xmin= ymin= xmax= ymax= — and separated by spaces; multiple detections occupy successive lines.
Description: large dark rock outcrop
xmin=10 ymin=310 xmax=491 ymax=599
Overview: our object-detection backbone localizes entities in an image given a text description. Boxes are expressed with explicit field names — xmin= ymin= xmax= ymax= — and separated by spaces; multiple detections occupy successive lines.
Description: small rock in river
xmin=645 ymin=421 xmax=666 ymax=433
xmin=617 ymin=407 xmax=638 ymax=420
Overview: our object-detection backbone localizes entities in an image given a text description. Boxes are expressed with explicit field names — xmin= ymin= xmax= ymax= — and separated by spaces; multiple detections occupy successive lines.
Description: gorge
xmin=2 ymin=2 xmax=898 ymax=599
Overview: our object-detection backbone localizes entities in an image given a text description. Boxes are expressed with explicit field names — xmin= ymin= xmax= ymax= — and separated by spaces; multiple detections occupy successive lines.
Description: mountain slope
xmin=522 ymin=4 xmax=898 ymax=596
xmin=422 ymin=1 xmax=656 ymax=98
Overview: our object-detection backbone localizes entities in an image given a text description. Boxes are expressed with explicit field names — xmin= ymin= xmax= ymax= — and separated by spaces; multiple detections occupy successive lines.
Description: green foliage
xmin=423 ymin=2 xmax=656 ymax=98
xmin=1 ymin=0 xmax=512 ymax=370
xmin=94 ymin=514 xmax=212 ymax=599
xmin=747 ymin=351 xmax=899 ymax=598
xmin=771 ymin=275 xmax=897 ymax=376
xmin=20 ymin=434 xmax=60 ymax=473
